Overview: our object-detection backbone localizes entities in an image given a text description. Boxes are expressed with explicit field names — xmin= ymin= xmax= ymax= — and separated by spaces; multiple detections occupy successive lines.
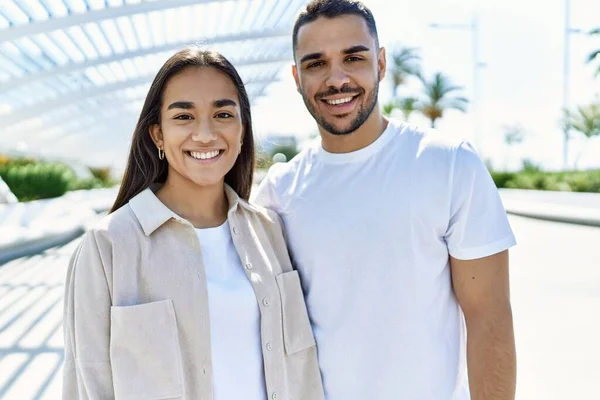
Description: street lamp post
xmin=562 ymin=0 xmax=584 ymax=170
xmin=431 ymin=14 xmax=484 ymax=154
xmin=563 ymin=0 xmax=571 ymax=170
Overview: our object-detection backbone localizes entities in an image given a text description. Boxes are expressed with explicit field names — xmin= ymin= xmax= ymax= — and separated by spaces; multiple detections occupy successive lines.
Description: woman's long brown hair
xmin=110 ymin=48 xmax=255 ymax=213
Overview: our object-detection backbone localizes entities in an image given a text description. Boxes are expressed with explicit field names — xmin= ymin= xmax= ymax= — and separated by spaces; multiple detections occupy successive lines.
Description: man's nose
xmin=325 ymin=64 xmax=351 ymax=88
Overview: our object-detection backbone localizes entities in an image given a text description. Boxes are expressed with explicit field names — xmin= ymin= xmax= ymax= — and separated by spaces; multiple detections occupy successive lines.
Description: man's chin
xmin=319 ymin=117 xmax=359 ymax=136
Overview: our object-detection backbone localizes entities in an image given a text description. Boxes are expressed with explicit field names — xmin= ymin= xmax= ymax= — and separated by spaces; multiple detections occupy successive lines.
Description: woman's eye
xmin=174 ymin=114 xmax=192 ymax=120
xmin=216 ymin=113 xmax=233 ymax=119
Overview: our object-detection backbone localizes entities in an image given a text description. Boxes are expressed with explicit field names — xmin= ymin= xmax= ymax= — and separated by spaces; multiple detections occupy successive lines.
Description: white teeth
xmin=189 ymin=150 xmax=220 ymax=160
xmin=326 ymin=97 xmax=354 ymax=105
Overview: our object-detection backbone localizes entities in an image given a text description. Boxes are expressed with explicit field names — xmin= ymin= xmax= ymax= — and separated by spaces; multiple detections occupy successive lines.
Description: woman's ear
xmin=149 ymin=124 xmax=163 ymax=148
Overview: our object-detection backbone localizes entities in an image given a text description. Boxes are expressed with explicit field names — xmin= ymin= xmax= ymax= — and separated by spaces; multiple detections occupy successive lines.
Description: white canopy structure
xmin=0 ymin=0 xmax=303 ymax=167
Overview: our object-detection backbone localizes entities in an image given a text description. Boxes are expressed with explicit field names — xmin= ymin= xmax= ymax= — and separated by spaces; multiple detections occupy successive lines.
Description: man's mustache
xmin=315 ymin=86 xmax=362 ymax=99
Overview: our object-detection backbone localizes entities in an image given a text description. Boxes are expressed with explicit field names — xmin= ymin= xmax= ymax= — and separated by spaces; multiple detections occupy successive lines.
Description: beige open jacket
xmin=62 ymin=185 xmax=324 ymax=400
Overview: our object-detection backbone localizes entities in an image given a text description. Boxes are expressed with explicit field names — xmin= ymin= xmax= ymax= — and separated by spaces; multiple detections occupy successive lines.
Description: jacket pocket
xmin=275 ymin=270 xmax=316 ymax=355
xmin=110 ymin=299 xmax=183 ymax=399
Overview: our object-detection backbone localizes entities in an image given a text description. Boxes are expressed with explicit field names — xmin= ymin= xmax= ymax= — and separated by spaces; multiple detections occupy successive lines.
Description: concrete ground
xmin=0 ymin=215 xmax=599 ymax=399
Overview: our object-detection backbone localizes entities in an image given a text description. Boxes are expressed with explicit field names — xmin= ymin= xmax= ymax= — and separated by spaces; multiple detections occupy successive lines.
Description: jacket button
xmin=245 ymin=262 xmax=253 ymax=270
xmin=232 ymin=226 xmax=238 ymax=234
xmin=271 ymin=393 xmax=278 ymax=400
xmin=262 ymin=298 xmax=269 ymax=307
xmin=266 ymin=342 xmax=273 ymax=351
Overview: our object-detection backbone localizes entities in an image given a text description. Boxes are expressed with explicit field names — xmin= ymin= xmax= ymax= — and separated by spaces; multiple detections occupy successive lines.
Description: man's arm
xmin=451 ymin=250 xmax=516 ymax=400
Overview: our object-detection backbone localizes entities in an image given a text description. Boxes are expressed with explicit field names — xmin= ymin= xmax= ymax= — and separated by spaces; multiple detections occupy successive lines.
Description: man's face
xmin=293 ymin=14 xmax=386 ymax=136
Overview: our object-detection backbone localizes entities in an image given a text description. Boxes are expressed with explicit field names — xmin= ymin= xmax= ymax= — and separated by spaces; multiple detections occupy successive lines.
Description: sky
xmin=252 ymin=0 xmax=600 ymax=171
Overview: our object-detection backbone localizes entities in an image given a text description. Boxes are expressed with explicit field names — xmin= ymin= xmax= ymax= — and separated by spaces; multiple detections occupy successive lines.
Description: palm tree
xmin=502 ymin=124 xmax=527 ymax=170
xmin=390 ymin=47 xmax=421 ymax=96
xmin=397 ymin=97 xmax=418 ymax=121
xmin=587 ymin=28 xmax=600 ymax=77
xmin=563 ymin=101 xmax=600 ymax=168
xmin=418 ymin=73 xmax=468 ymax=128
xmin=382 ymin=101 xmax=396 ymax=117
xmin=382 ymin=97 xmax=419 ymax=121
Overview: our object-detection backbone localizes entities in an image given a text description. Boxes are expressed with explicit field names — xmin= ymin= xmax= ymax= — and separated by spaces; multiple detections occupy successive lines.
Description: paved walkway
xmin=0 ymin=216 xmax=599 ymax=399
xmin=0 ymin=240 xmax=79 ymax=399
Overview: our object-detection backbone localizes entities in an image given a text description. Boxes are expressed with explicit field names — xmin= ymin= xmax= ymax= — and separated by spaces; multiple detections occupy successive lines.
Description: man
xmin=253 ymin=1 xmax=517 ymax=399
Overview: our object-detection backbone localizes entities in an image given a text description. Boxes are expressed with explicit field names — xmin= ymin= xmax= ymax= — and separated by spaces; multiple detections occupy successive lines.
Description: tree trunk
xmin=574 ymin=145 xmax=586 ymax=171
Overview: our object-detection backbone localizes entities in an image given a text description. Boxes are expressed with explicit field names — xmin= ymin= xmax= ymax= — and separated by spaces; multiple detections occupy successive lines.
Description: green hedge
xmin=0 ymin=158 xmax=115 ymax=202
xmin=490 ymin=170 xmax=600 ymax=193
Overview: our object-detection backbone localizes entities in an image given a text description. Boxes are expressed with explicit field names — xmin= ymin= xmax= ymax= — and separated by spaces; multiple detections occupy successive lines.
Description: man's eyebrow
xmin=299 ymin=52 xmax=324 ymax=64
xmin=343 ymin=45 xmax=370 ymax=54
xmin=213 ymin=99 xmax=237 ymax=108
xmin=298 ymin=46 xmax=370 ymax=64
xmin=167 ymin=101 xmax=194 ymax=110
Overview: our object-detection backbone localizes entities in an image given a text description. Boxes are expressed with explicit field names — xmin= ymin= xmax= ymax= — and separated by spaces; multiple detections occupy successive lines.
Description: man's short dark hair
xmin=292 ymin=0 xmax=379 ymax=55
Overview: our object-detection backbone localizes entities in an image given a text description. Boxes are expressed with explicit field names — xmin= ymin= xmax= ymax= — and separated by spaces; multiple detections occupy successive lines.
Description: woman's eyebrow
xmin=213 ymin=99 xmax=237 ymax=108
xmin=167 ymin=101 xmax=194 ymax=110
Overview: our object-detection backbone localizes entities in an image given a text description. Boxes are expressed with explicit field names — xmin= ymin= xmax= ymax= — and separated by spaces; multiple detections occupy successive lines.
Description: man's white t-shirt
xmin=252 ymin=119 xmax=516 ymax=400
xmin=195 ymin=221 xmax=266 ymax=400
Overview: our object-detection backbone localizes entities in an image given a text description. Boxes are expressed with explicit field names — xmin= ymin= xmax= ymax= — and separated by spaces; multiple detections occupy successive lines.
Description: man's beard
xmin=301 ymin=79 xmax=379 ymax=136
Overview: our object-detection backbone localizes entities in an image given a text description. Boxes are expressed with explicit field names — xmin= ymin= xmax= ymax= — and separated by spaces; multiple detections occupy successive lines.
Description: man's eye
xmin=307 ymin=61 xmax=324 ymax=69
xmin=174 ymin=114 xmax=192 ymax=120
xmin=346 ymin=56 xmax=362 ymax=62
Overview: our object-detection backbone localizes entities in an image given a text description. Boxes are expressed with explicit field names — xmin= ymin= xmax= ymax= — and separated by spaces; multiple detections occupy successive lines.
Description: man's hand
xmin=451 ymin=250 xmax=516 ymax=400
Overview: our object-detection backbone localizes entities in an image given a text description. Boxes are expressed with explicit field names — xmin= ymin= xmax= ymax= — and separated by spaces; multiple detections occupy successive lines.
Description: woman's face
xmin=150 ymin=67 xmax=243 ymax=189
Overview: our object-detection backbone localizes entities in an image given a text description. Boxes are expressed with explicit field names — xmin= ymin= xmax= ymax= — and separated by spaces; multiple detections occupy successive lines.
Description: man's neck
xmin=156 ymin=174 xmax=228 ymax=229
xmin=320 ymin=112 xmax=389 ymax=154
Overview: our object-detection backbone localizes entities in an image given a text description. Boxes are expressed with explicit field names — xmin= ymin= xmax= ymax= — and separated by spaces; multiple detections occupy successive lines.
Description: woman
xmin=63 ymin=48 xmax=324 ymax=400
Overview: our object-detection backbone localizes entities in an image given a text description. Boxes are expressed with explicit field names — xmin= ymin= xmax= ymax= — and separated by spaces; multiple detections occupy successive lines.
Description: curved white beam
xmin=5 ymin=78 xmax=276 ymax=145
xmin=2 ymin=64 xmax=285 ymax=128
xmin=5 ymin=80 xmax=269 ymax=141
xmin=36 ymin=93 xmax=271 ymax=150
xmin=35 ymin=84 xmax=268 ymax=144
xmin=0 ymin=29 xmax=290 ymax=93
xmin=0 ymin=0 xmax=236 ymax=43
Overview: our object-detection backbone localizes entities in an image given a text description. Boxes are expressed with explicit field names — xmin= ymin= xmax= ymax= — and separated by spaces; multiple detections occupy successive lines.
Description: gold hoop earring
xmin=158 ymin=147 xmax=165 ymax=160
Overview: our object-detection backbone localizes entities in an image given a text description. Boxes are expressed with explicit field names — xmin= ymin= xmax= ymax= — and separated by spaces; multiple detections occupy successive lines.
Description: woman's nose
xmin=191 ymin=122 xmax=217 ymax=143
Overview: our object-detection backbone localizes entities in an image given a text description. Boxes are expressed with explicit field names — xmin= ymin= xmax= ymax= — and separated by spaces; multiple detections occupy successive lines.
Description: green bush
xmin=0 ymin=162 xmax=76 ymax=201
xmin=490 ymin=171 xmax=516 ymax=188
xmin=89 ymin=167 xmax=113 ymax=184
xmin=563 ymin=171 xmax=600 ymax=193
xmin=0 ymin=157 xmax=117 ymax=202
xmin=70 ymin=177 xmax=106 ymax=191
xmin=504 ymin=173 xmax=544 ymax=190
xmin=539 ymin=175 xmax=572 ymax=191
xmin=490 ymin=168 xmax=600 ymax=193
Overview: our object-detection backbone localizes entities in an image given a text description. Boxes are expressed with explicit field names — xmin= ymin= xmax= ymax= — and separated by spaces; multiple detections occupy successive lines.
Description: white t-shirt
xmin=252 ymin=119 xmax=516 ymax=400
xmin=195 ymin=221 xmax=266 ymax=400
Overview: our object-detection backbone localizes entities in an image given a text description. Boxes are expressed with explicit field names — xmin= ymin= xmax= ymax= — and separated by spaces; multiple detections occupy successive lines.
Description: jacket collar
xmin=128 ymin=184 xmax=255 ymax=236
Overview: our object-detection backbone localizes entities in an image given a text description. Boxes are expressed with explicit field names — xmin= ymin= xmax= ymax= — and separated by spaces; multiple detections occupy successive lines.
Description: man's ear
xmin=292 ymin=63 xmax=301 ymax=93
xmin=149 ymin=124 xmax=163 ymax=148
xmin=377 ymin=46 xmax=387 ymax=82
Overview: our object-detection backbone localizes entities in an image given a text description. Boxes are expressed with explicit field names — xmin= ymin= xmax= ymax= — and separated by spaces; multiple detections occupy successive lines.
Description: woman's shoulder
xmin=85 ymin=204 xmax=144 ymax=244
xmin=239 ymin=198 xmax=293 ymax=272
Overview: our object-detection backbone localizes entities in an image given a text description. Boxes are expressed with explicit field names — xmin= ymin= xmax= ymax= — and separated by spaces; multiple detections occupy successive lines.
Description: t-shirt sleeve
xmin=444 ymin=141 xmax=516 ymax=260
xmin=251 ymin=164 xmax=282 ymax=213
